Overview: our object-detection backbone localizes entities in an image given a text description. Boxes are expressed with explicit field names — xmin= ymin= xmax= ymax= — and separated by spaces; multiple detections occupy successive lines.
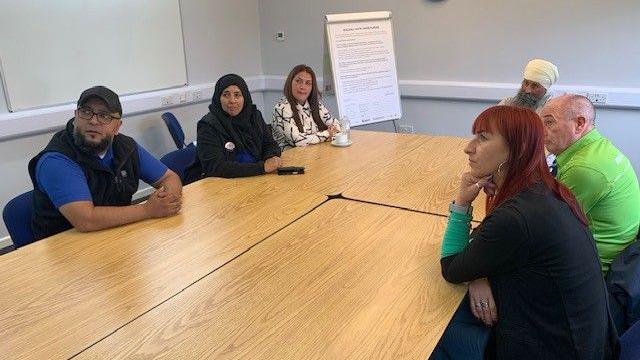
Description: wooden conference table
xmin=233 ymin=131 xmax=485 ymax=220
xmin=76 ymin=201 xmax=464 ymax=359
xmin=342 ymin=133 xmax=487 ymax=221
xmin=0 ymin=130 xmax=475 ymax=360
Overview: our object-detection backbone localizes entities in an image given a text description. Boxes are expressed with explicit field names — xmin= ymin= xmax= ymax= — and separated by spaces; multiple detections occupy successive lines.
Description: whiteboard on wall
xmin=0 ymin=0 xmax=187 ymax=112
xmin=325 ymin=11 xmax=401 ymax=127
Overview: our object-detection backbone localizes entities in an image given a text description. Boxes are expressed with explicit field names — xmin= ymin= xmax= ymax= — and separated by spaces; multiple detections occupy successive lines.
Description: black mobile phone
xmin=277 ymin=166 xmax=305 ymax=175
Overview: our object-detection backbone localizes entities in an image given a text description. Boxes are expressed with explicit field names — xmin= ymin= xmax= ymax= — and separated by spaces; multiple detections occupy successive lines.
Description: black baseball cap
xmin=77 ymin=86 xmax=122 ymax=116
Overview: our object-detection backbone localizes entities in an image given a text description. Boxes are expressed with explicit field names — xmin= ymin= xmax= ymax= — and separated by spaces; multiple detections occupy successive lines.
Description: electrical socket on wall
xmin=161 ymin=96 xmax=174 ymax=106
xmin=398 ymin=124 xmax=414 ymax=134
xmin=586 ymin=92 xmax=608 ymax=104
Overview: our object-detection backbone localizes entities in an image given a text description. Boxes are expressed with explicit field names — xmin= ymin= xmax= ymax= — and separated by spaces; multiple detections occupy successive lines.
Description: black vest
xmin=28 ymin=119 xmax=141 ymax=240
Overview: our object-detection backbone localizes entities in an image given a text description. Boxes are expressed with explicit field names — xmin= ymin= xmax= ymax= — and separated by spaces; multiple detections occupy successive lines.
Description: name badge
xmin=224 ymin=141 xmax=235 ymax=151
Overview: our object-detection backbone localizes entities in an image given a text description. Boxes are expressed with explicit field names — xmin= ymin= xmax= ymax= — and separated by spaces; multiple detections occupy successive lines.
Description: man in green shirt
xmin=540 ymin=94 xmax=640 ymax=273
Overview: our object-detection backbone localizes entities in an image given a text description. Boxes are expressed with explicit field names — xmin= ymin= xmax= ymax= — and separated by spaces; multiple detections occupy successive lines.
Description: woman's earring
xmin=497 ymin=161 xmax=505 ymax=175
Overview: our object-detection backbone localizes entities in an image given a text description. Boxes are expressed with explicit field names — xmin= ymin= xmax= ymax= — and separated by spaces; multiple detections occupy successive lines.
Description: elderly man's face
xmin=521 ymin=79 xmax=547 ymax=99
xmin=510 ymin=79 xmax=548 ymax=110
xmin=539 ymin=100 xmax=579 ymax=155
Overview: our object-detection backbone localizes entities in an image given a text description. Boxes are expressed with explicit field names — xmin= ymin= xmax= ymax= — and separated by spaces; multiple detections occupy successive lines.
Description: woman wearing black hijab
xmin=187 ymin=74 xmax=282 ymax=179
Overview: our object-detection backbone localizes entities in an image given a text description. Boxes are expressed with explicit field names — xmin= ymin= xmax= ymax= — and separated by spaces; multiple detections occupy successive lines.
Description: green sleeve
xmin=558 ymin=165 xmax=609 ymax=215
xmin=441 ymin=210 xmax=472 ymax=258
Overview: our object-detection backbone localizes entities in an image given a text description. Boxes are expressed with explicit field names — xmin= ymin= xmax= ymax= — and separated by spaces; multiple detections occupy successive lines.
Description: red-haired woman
xmin=271 ymin=65 xmax=340 ymax=150
xmin=432 ymin=106 xmax=617 ymax=359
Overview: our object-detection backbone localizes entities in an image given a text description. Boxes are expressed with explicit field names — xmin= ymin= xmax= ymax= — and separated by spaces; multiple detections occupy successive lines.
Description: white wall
xmin=0 ymin=0 xmax=263 ymax=242
xmin=258 ymin=0 xmax=640 ymax=172
xmin=259 ymin=0 xmax=640 ymax=86
xmin=180 ymin=0 xmax=263 ymax=83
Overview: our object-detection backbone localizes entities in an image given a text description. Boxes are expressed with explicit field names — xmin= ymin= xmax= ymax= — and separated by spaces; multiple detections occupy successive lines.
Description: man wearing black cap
xmin=28 ymin=86 xmax=182 ymax=241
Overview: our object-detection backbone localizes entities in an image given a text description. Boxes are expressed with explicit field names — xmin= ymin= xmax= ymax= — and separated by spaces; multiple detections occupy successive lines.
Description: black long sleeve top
xmin=192 ymin=107 xmax=281 ymax=179
xmin=441 ymin=184 xmax=618 ymax=359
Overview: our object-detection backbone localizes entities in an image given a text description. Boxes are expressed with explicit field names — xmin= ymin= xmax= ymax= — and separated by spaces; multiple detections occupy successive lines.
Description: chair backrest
xmin=620 ymin=319 xmax=640 ymax=360
xmin=2 ymin=191 xmax=35 ymax=248
xmin=160 ymin=145 xmax=197 ymax=183
xmin=607 ymin=234 xmax=640 ymax=334
xmin=161 ymin=112 xmax=186 ymax=149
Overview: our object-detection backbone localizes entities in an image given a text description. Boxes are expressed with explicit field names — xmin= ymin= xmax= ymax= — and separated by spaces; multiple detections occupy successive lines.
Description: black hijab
xmin=209 ymin=74 xmax=262 ymax=158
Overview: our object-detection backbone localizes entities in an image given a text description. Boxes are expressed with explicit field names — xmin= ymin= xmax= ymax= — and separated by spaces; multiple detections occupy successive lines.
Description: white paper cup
xmin=334 ymin=133 xmax=348 ymax=144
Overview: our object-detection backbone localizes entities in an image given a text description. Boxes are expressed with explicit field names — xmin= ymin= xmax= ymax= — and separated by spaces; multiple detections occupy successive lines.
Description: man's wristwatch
xmin=449 ymin=201 xmax=473 ymax=215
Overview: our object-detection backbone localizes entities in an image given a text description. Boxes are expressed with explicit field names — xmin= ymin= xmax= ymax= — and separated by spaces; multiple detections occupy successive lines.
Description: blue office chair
xmin=2 ymin=191 xmax=35 ymax=248
xmin=160 ymin=144 xmax=197 ymax=184
xmin=620 ymin=319 xmax=640 ymax=360
xmin=162 ymin=112 xmax=187 ymax=149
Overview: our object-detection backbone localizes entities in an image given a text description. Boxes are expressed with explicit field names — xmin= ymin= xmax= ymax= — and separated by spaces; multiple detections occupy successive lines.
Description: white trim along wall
xmin=2 ymin=76 xmax=639 ymax=248
xmin=2 ymin=76 xmax=639 ymax=141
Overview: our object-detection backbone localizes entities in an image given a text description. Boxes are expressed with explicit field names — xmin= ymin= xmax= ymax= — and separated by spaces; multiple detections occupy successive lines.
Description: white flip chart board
xmin=325 ymin=11 xmax=402 ymax=127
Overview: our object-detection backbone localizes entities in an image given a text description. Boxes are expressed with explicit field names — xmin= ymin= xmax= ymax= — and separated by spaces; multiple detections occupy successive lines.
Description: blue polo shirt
xmin=35 ymin=144 xmax=168 ymax=208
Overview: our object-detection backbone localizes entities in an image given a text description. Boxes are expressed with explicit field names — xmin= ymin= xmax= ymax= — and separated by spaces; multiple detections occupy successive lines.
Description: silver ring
xmin=474 ymin=182 xmax=481 ymax=190
xmin=480 ymin=300 xmax=489 ymax=309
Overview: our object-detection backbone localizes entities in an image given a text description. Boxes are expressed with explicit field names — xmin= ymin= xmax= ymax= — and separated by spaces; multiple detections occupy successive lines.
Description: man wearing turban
xmin=500 ymin=59 xmax=559 ymax=111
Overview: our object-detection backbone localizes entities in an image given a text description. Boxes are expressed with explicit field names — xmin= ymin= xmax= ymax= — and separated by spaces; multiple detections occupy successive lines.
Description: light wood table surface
xmin=236 ymin=130 xmax=428 ymax=196
xmin=0 ymin=178 xmax=325 ymax=360
xmin=77 ymin=200 xmax=466 ymax=360
xmin=342 ymin=135 xmax=487 ymax=221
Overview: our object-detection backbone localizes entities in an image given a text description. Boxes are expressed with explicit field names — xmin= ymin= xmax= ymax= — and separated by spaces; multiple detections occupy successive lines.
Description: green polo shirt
xmin=556 ymin=129 xmax=640 ymax=273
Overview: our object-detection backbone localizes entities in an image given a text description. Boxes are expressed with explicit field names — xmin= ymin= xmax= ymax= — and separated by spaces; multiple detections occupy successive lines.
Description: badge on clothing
xmin=224 ymin=142 xmax=235 ymax=151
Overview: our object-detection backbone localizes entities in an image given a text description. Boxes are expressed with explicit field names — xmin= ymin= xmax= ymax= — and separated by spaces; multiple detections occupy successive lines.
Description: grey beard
xmin=73 ymin=129 xmax=111 ymax=155
xmin=511 ymin=89 xmax=543 ymax=110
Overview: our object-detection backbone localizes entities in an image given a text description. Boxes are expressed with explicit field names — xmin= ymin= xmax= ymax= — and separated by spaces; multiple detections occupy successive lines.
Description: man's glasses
xmin=77 ymin=107 xmax=120 ymax=125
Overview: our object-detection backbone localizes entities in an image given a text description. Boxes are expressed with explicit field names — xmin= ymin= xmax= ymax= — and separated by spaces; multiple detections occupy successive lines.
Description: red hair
xmin=472 ymin=106 xmax=587 ymax=225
